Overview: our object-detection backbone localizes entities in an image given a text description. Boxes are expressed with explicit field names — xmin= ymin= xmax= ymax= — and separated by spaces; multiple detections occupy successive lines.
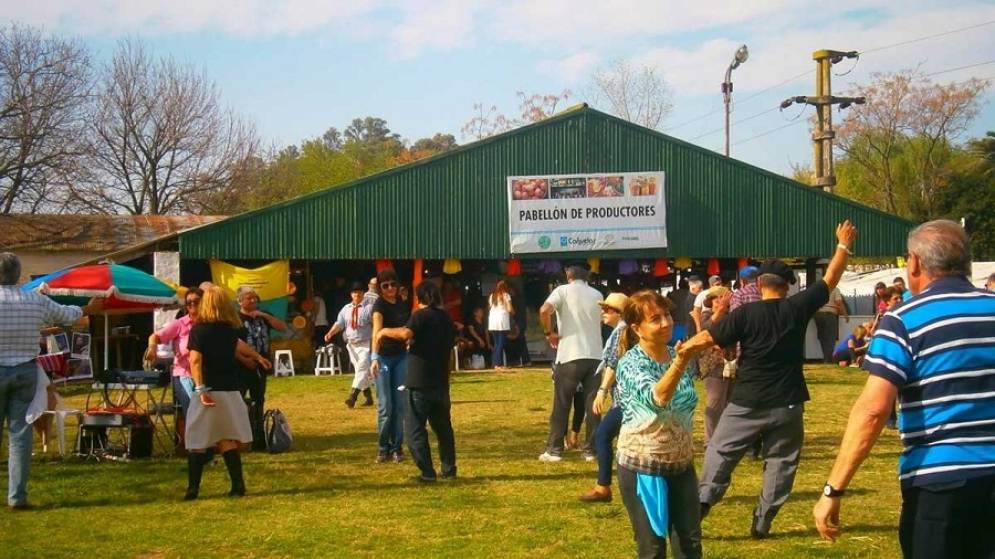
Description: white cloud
xmin=388 ymin=0 xmax=480 ymax=56
xmin=6 ymin=0 xmax=380 ymax=36
xmin=537 ymin=51 xmax=600 ymax=83
xmin=628 ymin=2 xmax=995 ymax=99
xmin=7 ymin=0 xmax=995 ymax=86
xmin=488 ymin=0 xmax=795 ymax=47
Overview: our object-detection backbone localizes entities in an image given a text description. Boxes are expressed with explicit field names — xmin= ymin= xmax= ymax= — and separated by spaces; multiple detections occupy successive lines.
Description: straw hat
xmin=598 ymin=292 xmax=629 ymax=313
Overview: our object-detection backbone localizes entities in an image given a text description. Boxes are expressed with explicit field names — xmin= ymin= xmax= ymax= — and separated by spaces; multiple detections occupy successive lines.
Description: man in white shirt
xmin=691 ymin=275 xmax=722 ymax=334
xmin=538 ymin=265 xmax=604 ymax=462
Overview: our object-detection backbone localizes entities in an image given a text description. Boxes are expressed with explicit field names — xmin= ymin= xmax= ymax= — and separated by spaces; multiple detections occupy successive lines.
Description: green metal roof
xmin=179 ymin=105 xmax=913 ymax=260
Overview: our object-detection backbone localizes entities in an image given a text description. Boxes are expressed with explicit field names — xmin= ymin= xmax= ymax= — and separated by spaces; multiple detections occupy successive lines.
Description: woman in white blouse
xmin=487 ymin=280 xmax=515 ymax=370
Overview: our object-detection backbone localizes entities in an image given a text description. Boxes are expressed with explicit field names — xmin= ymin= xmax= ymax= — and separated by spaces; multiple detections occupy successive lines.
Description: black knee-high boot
xmin=186 ymin=452 xmax=209 ymax=500
xmin=223 ymin=449 xmax=246 ymax=496
xmin=362 ymin=387 xmax=374 ymax=406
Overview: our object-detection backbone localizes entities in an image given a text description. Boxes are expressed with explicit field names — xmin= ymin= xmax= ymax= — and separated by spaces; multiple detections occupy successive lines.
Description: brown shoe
xmin=578 ymin=486 xmax=612 ymax=503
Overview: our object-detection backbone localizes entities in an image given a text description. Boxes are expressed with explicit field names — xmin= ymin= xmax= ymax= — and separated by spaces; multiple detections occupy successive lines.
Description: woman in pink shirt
xmin=145 ymin=288 xmax=203 ymax=417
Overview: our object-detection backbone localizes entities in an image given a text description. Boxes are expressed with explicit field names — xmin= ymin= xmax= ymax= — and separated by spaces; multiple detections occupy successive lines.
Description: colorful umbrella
xmin=23 ymin=263 xmax=180 ymax=369
xmin=23 ymin=263 xmax=178 ymax=310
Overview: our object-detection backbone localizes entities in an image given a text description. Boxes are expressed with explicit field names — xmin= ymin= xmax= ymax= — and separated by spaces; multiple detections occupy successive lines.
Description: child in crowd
xmin=832 ymin=325 xmax=868 ymax=367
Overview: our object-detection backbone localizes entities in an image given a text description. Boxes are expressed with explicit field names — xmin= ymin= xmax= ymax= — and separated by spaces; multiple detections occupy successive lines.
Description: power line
xmin=925 ymin=60 xmax=995 ymax=78
xmin=668 ymin=20 xmax=995 ymax=134
xmin=859 ymin=20 xmax=995 ymax=55
xmin=668 ymin=69 xmax=811 ymax=132
xmin=687 ymin=106 xmax=780 ymax=141
xmin=731 ymin=119 xmax=807 ymax=147
xmin=725 ymin=73 xmax=995 ymax=150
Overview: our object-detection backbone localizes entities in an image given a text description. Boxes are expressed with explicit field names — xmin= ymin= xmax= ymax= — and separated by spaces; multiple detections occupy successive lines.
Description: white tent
xmin=837 ymin=262 xmax=995 ymax=296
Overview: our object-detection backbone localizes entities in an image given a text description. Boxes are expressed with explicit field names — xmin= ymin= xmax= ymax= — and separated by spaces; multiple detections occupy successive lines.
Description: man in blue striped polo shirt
xmin=814 ymin=220 xmax=995 ymax=558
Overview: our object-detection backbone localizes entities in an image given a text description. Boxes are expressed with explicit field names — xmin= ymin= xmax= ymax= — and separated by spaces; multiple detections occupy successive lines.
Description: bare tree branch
xmin=76 ymin=39 xmax=259 ymax=215
xmin=586 ymin=59 xmax=672 ymax=130
xmin=0 ymin=24 xmax=91 ymax=214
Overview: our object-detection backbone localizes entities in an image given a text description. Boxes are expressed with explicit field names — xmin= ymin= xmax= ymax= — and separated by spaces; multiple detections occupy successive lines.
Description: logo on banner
xmin=538 ymin=235 xmax=551 ymax=250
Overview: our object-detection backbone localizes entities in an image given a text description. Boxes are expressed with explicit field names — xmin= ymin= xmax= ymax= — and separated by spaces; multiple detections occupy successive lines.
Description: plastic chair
xmin=314 ymin=344 xmax=342 ymax=375
xmin=274 ymin=350 xmax=295 ymax=377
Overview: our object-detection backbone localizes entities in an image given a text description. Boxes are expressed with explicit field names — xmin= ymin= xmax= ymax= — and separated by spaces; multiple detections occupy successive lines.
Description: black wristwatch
xmin=823 ymin=482 xmax=845 ymax=498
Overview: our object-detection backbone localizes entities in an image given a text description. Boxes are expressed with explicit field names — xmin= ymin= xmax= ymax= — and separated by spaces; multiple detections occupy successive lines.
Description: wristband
xmin=370 ymin=352 xmax=380 ymax=361
xmin=836 ymin=243 xmax=853 ymax=256
xmin=194 ymin=385 xmax=211 ymax=394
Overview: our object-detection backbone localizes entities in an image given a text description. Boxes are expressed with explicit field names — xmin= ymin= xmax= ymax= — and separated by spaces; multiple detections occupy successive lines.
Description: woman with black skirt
xmin=185 ymin=287 xmax=271 ymax=500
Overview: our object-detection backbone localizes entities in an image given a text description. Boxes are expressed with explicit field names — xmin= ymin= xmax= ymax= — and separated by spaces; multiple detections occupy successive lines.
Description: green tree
xmin=834 ymin=70 xmax=987 ymax=220
xmin=936 ymin=131 xmax=995 ymax=259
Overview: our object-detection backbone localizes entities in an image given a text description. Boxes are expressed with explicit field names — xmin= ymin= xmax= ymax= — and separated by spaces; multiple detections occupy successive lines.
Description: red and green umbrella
xmin=24 ymin=263 xmax=180 ymax=369
xmin=23 ymin=263 xmax=179 ymax=311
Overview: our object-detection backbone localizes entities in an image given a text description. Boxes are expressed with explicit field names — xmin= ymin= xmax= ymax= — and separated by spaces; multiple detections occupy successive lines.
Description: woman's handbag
xmin=263 ymin=409 xmax=293 ymax=453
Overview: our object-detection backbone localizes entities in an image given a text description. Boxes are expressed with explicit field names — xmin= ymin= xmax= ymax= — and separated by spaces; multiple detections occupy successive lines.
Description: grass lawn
xmin=0 ymin=364 xmax=903 ymax=558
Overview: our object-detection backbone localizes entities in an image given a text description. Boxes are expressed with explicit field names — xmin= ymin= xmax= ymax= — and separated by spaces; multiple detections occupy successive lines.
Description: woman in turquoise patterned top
xmin=614 ymin=290 xmax=702 ymax=559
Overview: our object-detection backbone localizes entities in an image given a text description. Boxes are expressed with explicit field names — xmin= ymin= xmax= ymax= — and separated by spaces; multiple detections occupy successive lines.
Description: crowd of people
xmin=1 ymin=218 xmax=993 ymax=559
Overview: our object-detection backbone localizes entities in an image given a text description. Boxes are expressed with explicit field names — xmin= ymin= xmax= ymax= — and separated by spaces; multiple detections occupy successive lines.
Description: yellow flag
xmin=587 ymin=257 xmax=600 ymax=274
xmin=209 ymin=259 xmax=289 ymax=301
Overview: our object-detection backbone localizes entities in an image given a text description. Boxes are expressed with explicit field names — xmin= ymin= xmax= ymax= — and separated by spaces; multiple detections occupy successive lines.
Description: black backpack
xmin=263 ymin=409 xmax=293 ymax=453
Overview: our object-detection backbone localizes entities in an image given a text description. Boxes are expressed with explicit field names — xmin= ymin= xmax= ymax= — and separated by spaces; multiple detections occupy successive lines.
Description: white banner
xmin=507 ymin=172 xmax=667 ymax=254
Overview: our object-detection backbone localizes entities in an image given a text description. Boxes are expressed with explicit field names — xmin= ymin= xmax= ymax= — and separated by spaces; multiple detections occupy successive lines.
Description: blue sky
xmin=9 ymin=0 xmax=995 ymax=174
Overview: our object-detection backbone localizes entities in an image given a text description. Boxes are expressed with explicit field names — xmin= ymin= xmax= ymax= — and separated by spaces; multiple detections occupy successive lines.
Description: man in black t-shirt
xmin=678 ymin=221 xmax=857 ymax=538
xmin=377 ymin=282 xmax=457 ymax=482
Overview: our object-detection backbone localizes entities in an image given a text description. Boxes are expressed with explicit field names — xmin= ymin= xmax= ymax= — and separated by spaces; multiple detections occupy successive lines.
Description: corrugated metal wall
xmin=180 ymin=107 xmax=912 ymax=260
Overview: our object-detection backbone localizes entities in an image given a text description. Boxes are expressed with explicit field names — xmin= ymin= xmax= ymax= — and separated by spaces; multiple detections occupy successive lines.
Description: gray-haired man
xmin=0 ymin=253 xmax=103 ymax=509
xmin=815 ymin=220 xmax=995 ymax=558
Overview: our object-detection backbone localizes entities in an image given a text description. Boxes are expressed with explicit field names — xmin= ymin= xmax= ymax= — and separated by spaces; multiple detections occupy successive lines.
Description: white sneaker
xmin=582 ymin=453 xmax=596 ymax=462
xmin=538 ymin=452 xmax=563 ymax=462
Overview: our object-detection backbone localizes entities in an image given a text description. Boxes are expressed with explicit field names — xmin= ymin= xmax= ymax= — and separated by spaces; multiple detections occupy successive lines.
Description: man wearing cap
xmin=730 ymin=266 xmax=761 ymax=312
xmin=579 ymin=292 xmax=629 ymax=502
xmin=325 ymin=282 xmax=376 ymax=408
xmin=538 ymin=265 xmax=604 ymax=462
xmin=679 ymin=220 xmax=857 ymax=538
xmin=691 ymin=274 xmax=723 ymax=334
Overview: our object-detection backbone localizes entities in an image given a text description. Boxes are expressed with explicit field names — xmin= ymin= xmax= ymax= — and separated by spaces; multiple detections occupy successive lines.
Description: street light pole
xmin=722 ymin=44 xmax=749 ymax=157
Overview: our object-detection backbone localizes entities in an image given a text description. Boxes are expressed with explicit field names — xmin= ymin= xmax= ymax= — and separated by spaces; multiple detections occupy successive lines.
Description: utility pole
xmin=780 ymin=49 xmax=865 ymax=192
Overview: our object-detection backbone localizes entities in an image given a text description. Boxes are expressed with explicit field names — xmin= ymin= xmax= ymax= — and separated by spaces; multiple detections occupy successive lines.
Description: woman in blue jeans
xmin=487 ymin=280 xmax=514 ymax=370
xmin=370 ymin=268 xmax=410 ymax=463
xmin=578 ymin=292 xmax=628 ymax=502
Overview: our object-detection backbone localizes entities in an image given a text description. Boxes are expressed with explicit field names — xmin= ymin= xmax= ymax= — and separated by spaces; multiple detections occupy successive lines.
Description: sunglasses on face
xmin=381 ymin=282 xmax=398 ymax=289
xmin=185 ymin=299 xmax=201 ymax=307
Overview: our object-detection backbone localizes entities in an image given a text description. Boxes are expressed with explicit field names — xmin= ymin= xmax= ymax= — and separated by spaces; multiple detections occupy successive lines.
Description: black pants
xmin=570 ymin=388 xmax=586 ymax=433
xmin=618 ymin=465 xmax=703 ymax=559
xmin=405 ymin=386 xmax=456 ymax=479
xmin=899 ymin=474 xmax=995 ymax=559
xmin=813 ymin=312 xmax=839 ymax=363
xmin=545 ymin=359 xmax=600 ymax=455
xmin=239 ymin=367 xmax=267 ymax=449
